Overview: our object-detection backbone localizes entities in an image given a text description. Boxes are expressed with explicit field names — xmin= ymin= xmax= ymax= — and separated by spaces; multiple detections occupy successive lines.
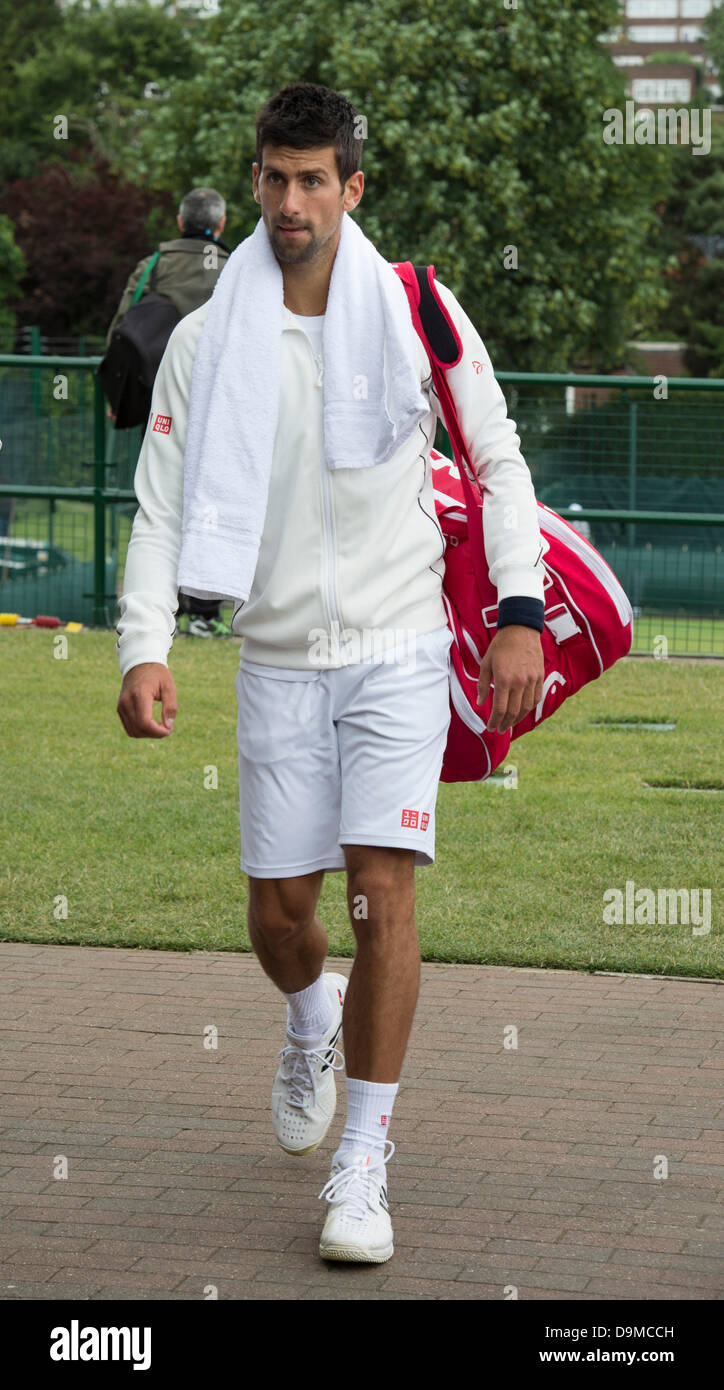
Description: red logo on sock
xmin=380 ymin=1115 xmax=390 ymax=1127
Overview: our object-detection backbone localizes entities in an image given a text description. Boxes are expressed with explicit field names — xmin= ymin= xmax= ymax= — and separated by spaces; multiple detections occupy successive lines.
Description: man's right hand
xmin=117 ymin=662 xmax=177 ymax=739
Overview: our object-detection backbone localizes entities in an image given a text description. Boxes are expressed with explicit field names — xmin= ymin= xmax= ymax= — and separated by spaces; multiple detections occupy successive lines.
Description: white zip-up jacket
xmin=116 ymin=279 xmax=546 ymax=677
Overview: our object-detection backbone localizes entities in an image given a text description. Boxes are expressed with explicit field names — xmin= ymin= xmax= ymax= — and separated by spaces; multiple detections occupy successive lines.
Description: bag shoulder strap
xmin=392 ymin=262 xmax=479 ymax=488
xmin=130 ymin=251 xmax=161 ymax=308
xmin=392 ymin=260 xmax=489 ymax=593
xmin=395 ymin=263 xmax=462 ymax=366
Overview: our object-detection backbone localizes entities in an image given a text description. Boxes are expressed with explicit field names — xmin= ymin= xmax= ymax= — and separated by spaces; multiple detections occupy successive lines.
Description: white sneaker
xmin=187 ymin=616 xmax=215 ymax=637
xmin=318 ymin=1140 xmax=395 ymax=1263
xmin=271 ymin=972 xmax=347 ymax=1156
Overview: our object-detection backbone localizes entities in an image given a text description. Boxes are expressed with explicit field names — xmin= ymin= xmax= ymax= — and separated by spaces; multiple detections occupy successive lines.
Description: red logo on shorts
xmin=401 ymin=808 xmax=430 ymax=831
xmin=152 ymin=414 xmax=172 ymax=434
xmin=421 ymin=812 xmax=430 ymax=831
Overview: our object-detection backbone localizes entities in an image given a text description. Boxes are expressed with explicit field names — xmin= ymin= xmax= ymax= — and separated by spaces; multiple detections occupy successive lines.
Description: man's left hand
xmin=476 ymin=625 xmax=545 ymax=734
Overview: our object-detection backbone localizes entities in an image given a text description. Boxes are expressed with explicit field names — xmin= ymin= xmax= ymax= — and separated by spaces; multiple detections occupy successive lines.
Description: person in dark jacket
xmin=105 ymin=187 xmax=231 ymax=348
xmin=107 ymin=188 xmax=233 ymax=637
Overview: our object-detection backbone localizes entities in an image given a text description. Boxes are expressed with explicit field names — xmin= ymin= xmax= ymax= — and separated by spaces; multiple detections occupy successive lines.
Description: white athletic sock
xmin=283 ymin=970 xmax=333 ymax=1040
xmin=335 ymin=1077 xmax=399 ymax=1162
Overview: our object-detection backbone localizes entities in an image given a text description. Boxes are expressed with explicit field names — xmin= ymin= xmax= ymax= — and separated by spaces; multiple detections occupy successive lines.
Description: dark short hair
xmin=255 ymin=82 xmax=364 ymax=190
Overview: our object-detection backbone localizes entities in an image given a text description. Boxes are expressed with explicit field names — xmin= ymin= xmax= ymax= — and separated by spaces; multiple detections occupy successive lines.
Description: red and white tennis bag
xmin=392 ymin=262 xmax=634 ymax=783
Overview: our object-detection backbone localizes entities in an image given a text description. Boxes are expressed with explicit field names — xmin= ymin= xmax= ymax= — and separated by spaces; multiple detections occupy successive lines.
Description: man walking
xmin=116 ymin=82 xmax=546 ymax=1264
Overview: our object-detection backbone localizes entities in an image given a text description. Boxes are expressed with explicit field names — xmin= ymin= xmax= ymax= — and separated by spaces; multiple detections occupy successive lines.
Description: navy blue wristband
xmin=496 ymin=596 xmax=545 ymax=633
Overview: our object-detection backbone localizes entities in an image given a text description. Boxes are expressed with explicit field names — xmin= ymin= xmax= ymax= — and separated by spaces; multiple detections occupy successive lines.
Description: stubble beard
xmin=271 ymin=225 xmax=322 ymax=265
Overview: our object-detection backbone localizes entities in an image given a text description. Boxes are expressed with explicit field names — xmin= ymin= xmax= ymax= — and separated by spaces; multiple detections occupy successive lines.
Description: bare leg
xmin=247 ymin=870 xmax=328 ymax=995
xmin=341 ymin=845 xmax=419 ymax=1083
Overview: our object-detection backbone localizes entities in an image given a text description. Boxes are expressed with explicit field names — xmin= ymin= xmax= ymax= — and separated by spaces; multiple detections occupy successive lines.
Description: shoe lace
xmin=275 ymin=1041 xmax=345 ymax=1109
xmin=317 ymin=1140 xmax=395 ymax=1220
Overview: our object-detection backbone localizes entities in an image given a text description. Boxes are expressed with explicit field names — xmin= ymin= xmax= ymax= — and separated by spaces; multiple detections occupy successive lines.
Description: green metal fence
xmin=0 ymin=355 xmax=722 ymax=656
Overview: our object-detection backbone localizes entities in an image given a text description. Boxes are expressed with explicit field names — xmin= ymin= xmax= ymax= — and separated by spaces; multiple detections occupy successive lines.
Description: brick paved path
xmin=0 ymin=944 xmax=722 ymax=1301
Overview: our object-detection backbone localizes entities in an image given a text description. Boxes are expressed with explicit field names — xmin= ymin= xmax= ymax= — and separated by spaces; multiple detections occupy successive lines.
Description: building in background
xmin=607 ymin=1 xmax=721 ymax=106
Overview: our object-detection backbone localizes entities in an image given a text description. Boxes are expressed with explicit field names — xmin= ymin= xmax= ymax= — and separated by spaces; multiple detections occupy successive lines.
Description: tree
xmin=0 ymin=151 xmax=174 ymax=337
xmin=703 ymin=0 xmax=724 ymax=84
xmin=677 ymin=262 xmax=724 ymax=377
xmin=130 ymin=0 xmax=669 ymax=371
xmin=655 ymin=117 xmax=724 ymax=377
xmin=0 ymin=0 xmax=62 ymax=183
xmin=1 ymin=0 xmax=198 ymax=185
xmin=0 ymin=215 xmax=27 ymax=352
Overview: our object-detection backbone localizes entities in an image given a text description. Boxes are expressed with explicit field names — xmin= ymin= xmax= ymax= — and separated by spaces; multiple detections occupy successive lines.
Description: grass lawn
xmin=6 ymin=499 xmax=723 ymax=657
xmin=631 ymin=613 xmax=724 ymax=659
xmin=0 ymin=629 xmax=721 ymax=977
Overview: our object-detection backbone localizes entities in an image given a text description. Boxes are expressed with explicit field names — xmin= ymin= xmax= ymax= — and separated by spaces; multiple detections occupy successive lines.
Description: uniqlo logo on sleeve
xmin=152 ymin=414 xmax=172 ymax=434
xmin=401 ymin=808 xmax=419 ymax=829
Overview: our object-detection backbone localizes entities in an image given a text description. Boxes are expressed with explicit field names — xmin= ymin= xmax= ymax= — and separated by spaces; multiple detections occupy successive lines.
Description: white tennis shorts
xmin=234 ymin=624 xmax=454 ymax=879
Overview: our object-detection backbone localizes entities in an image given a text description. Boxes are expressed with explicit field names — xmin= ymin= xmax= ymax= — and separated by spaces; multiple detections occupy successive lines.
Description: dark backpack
xmin=98 ymin=252 xmax=181 ymax=430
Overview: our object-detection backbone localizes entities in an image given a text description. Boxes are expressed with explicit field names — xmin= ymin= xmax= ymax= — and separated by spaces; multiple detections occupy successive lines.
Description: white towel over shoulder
xmin=176 ymin=210 xmax=429 ymax=603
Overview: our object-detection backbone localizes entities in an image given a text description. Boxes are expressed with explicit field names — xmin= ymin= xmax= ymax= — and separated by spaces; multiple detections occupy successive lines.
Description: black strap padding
xmin=412 ymin=265 xmax=459 ymax=367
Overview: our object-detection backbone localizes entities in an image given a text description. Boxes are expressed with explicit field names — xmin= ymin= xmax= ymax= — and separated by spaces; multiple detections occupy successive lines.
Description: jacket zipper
xmin=295 ymin=327 xmax=344 ymax=657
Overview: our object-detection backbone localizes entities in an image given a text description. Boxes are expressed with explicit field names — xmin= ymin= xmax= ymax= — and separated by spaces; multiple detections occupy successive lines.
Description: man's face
xmin=252 ymin=143 xmax=363 ymax=264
